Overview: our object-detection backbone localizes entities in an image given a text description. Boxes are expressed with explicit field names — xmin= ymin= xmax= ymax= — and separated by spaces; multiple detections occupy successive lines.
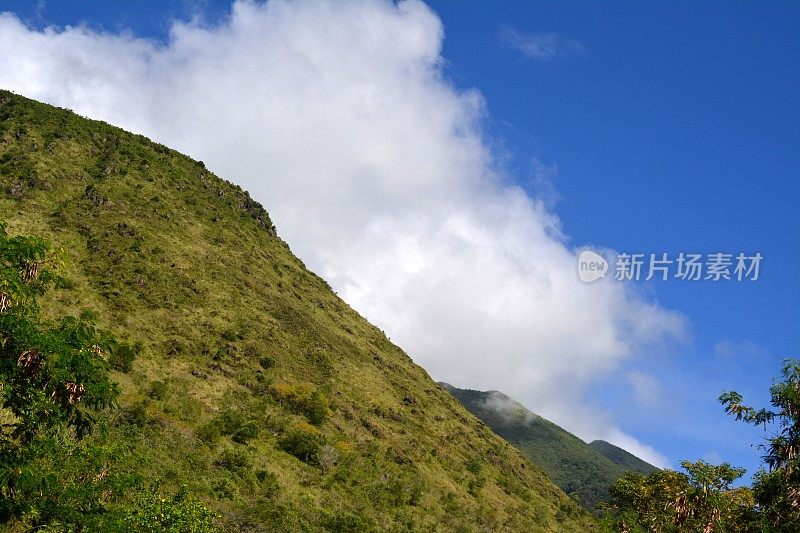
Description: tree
xmin=0 ymin=223 xmax=220 ymax=530
xmin=600 ymin=461 xmax=755 ymax=532
xmin=720 ymin=359 xmax=800 ymax=531
xmin=0 ymin=222 xmax=119 ymax=524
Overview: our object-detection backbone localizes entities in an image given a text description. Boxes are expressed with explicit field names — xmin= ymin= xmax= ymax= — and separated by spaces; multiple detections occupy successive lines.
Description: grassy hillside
xmin=589 ymin=440 xmax=657 ymax=475
xmin=442 ymin=384 xmax=656 ymax=513
xmin=0 ymin=90 xmax=596 ymax=531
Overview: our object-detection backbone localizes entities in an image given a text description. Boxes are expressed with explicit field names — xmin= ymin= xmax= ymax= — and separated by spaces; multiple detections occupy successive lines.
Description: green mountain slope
xmin=589 ymin=440 xmax=657 ymax=475
xmin=442 ymin=383 xmax=656 ymax=512
xmin=0 ymin=90 xmax=596 ymax=531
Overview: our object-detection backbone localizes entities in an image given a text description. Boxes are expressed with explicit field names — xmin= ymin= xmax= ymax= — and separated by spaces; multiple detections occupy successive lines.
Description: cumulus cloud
xmin=500 ymin=26 xmax=584 ymax=61
xmin=0 ymin=0 xmax=684 ymax=464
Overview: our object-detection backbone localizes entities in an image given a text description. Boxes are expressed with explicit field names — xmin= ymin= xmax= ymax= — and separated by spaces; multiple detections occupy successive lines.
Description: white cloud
xmin=529 ymin=158 xmax=560 ymax=209
xmin=0 ymin=0 xmax=686 ymax=462
xmin=604 ymin=428 xmax=670 ymax=468
xmin=34 ymin=1 xmax=46 ymax=20
xmin=714 ymin=339 xmax=768 ymax=360
xmin=627 ymin=370 xmax=663 ymax=408
xmin=500 ymin=26 xmax=584 ymax=61
xmin=702 ymin=451 xmax=723 ymax=465
xmin=482 ymin=390 xmax=540 ymax=425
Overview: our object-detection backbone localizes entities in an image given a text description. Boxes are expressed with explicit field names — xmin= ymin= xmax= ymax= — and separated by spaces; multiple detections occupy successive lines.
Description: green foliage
xmin=255 ymin=469 xmax=280 ymax=497
xmin=196 ymin=421 xmax=222 ymax=446
xmin=214 ymin=447 xmax=252 ymax=475
xmin=271 ymin=382 xmax=330 ymax=426
xmin=258 ymin=355 xmax=276 ymax=370
xmin=0 ymin=428 xmax=138 ymax=529
xmin=215 ymin=407 xmax=261 ymax=444
xmin=124 ymin=485 xmax=219 ymax=532
xmin=109 ymin=340 xmax=141 ymax=373
xmin=279 ymin=421 xmax=326 ymax=463
xmin=600 ymin=460 xmax=754 ymax=533
xmin=323 ymin=508 xmax=375 ymax=532
xmin=720 ymin=358 xmax=800 ymax=531
xmin=466 ymin=457 xmax=487 ymax=496
xmin=0 ymin=223 xmax=122 ymax=525
xmin=147 ymin=379 xmax=169 ymax=400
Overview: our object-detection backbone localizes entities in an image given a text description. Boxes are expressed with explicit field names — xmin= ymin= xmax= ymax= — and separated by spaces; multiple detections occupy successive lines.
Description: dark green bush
xmin=279 ymin=421 xmax=325 ymax=463
xmin=256 ymin=469 xmax=280 ymax=497
xmin=231 ymin=420 xmax=260 ymax=444
xmin=109 ymin=340 xmax=141 ymax=372
xmin=304 ymin=390 xmax=330 ymax=426
xmin=466 ymin=457 xmax=483 ymax=476
xmin=214 ymin=448 xmax=252 ymax=475
xmin=147 ymin=379 xmax=168 ymax=400
xmin=121 ymin=400 xmax=150 ymax=428
xmin=324 ymin=509 xmax=374 ymax=533
xmin=197 ymin=422 xmax=222 ymax=446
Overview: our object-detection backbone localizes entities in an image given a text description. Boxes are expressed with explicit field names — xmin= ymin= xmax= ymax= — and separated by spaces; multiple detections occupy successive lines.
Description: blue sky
xmin=2 ymin=0 xmax=798 ymax=478
xmin=426 ymin=0 xmax=799 ymax=477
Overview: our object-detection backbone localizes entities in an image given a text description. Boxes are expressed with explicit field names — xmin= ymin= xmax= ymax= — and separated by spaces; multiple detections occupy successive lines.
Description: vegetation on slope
xmin=0 ymin=223 xmax=219 ymax=531
xmin=441 ymin=383 xmax=656 ymax=512
xmin=588 ymin=440 xmax=657 ymax=476
xmin=0 ymin=90 xmax=595 ymax=531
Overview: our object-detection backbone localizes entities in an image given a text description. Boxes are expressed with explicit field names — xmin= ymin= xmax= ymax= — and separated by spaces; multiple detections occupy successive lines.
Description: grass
xmin=0 ymin=89 xmax=596 ymax=532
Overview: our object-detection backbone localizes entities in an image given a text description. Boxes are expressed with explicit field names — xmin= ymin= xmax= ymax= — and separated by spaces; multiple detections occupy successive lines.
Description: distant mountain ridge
xmin=441 ymin=382 xmax=657 ymax=512
xmin=589 ymin=439 xmax=658 ymax=475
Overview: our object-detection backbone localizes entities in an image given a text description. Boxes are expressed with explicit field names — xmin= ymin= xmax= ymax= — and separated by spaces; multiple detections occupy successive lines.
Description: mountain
xmin=441 ymin=383 xmax=657 ymax=512
xmin=589 ymin=440 xmax=658 ymax=476
xmin=0 ymin=90 xmax=596 ymax=531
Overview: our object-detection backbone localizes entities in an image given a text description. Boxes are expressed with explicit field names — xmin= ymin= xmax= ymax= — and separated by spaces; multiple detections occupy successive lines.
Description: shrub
xmin=304 ymin=390 xmax=330 ymax=425
xmin=316 ymin=444 xmax=339 ymax=473
xmin=211 ymin=479 xmax=235 ymax=500
xmin=197 ymin=422 xmax=222 ymax=446
xmin=121 ymin=400 xmax=150 ymax=428
xmin=125 ymin=485 xmax=219 ymax=532
xmin=109 ymin=340 xmax=141 ymax=373
xmin=468 ymin=476 xmax=486 ymax=497
xmin=324 ymin=509 xmax=374 ymax=533
xmin=271 ymin=382 xmax=330 ymax=426
xmin=214 ymin=448 xmax=251 ymax=474
xmin=279 ymin=421 xmax=325 ymax=463
xmin=231 ymin=420 xmax=260 ymax=444
xmin=466 ymin=458 xmax=483 ymax=476
xmin=214 ymin=407 xmax=261 ymax=444
xmin=147 ymin=379 xmax=168 ymax=400
xmin=256 ymin=469 xmax=280 ymax=497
